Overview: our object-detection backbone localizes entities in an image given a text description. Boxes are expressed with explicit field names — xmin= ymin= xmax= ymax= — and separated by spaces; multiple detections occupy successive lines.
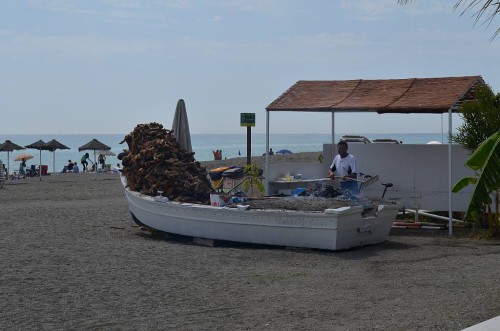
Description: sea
xmin=0 ymin=133 xmax=446 ymax=173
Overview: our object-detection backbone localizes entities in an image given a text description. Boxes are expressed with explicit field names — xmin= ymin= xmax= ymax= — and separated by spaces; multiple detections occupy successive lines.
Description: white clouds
xmin=211 ymin=15 xmax=223 ymax=23
xmin=340 ymin=0 xmax=398 ymax=17
xmin=28 ymin=0 xmax=80 ymax=12
xmin=0 ymin=32 xmax=166 ymax=59
xmin=27 ymin=0 xmax=174 ymax=28
xmin=284 ymin=32 xmax=363 ymax=48
xmin=339 ymin=0 xmax=451 ymax=20
xmin=102 ymin=0 xmax=144 ymax=9
xmin=154 ymin=0 xmax=193 ymax=10
xmin=2 ymin=1 xmax=499 ymax=135
xmin=211 ymin=0 xmax=286 ymax=15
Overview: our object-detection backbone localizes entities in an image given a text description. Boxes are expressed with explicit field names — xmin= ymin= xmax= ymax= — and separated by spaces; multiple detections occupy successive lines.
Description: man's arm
xmin=328 ymin=162 xmax=336 ymax=178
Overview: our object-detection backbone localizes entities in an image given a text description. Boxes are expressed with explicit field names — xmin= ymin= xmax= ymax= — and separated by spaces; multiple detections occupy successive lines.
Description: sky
xmin=1 ymin=0 xmax=499 ymax=135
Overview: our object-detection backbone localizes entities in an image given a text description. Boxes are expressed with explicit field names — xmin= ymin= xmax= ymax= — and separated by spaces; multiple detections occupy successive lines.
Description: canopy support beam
xmin=265 ymin=110 xmax=270 ymax=194
xmin=448 ymin=107 xmax=453 ymax=236
xmin=331 ymin=112 xmax=335 ymax=158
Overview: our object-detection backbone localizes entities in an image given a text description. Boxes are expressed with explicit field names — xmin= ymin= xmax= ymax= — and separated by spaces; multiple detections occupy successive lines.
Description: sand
xmin=1 ymin=171 xmax=500 ymax=331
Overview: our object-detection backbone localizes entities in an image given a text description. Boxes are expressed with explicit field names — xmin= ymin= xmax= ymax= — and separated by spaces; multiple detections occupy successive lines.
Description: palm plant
xmin=242 ymin=164 xmax=265 ymax=196
xmin=452 ymin=85 xmax=500 ymax=151
xmin=452 ymin=131 xmax=500 ymax=235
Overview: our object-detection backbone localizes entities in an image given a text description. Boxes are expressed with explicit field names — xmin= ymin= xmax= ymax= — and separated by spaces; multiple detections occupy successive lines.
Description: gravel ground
xmin=1 ymin=173 xmax=500 ymax=331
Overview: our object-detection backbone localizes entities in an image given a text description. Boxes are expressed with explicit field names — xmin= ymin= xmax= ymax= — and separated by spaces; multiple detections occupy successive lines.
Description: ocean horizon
xmin=1 ymin=132 xmax=448 ymax=174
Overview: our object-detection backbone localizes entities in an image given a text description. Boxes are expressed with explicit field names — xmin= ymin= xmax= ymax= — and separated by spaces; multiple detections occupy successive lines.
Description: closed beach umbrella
xmin=171 ymin=99 xmax=192 ymax=153
xmin=78 ymin=139 xmax=111 ymax=172
xmin=45 ymin=139 xmax=70 ymax=175
xmin=0 ymin=140 xmax=25 ymax=178
xmin=25 ymin=140 xmax=48 ymax=181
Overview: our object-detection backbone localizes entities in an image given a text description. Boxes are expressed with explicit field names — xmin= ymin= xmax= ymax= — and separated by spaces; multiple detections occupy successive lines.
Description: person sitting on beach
xmin=262 ymin=148 xmax=274 ymax=156
xmin=67 ymin=160 xmax=74 ymax=172
xmin=111 ymin=163 xmax=121 ymax=174
xmin=328 ymin=140 xmax=357 ymax=194
xmin=81 ymin=153 xmax=90 ymax=172
xmin=72 ymin=162 xmax=79 ymax=173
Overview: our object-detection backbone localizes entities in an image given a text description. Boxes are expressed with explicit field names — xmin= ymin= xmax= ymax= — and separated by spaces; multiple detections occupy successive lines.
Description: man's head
xmin=337 ymin=140 xmax=348 ymax=157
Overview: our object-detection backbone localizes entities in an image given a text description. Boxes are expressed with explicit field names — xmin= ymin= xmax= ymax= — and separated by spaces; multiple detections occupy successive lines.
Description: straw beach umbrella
xmin=25 ymin=140 xmax=48 ymax=181
xmin=0 ymin=140 xmax=25 ymax=178
xmin=14 ymin=153 xmax=34 ymax=161
xmin=171 ymin=99 xmax=193 ymax=153
xmin=78 ymin=139 xmax=111 ymax=172
xmin=45 ymin=139 xmax=70 ymax=175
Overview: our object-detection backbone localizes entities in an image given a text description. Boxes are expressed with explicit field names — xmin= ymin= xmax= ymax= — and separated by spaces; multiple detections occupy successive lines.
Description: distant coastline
xmin=1 ymin=133 xmax=448 ymax=173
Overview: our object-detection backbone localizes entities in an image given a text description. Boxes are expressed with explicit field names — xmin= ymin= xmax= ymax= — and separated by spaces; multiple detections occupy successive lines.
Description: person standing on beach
xmin=98 ymin=154 xmax=106 ymax=171
xmin=81 ymin=153 xmax=90 ymax=172
xmin=328 ymin=140 xmax=357 ymax=194
xmin=19 ymin=158 xmax=26 ymax=177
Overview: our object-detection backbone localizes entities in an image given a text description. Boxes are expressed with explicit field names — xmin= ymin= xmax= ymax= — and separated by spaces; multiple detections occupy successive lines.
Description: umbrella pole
xmin=7 ymin=151 xmax=10 ymax=180
xmin=39 ymin=149 xmax=42 ymax=181
xmin=53 ymin=151 xmax=55 ymax=176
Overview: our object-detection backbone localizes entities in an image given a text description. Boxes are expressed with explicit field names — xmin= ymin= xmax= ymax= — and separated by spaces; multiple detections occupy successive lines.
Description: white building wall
xmin=323 ymin=143 xmax=475 ymax=211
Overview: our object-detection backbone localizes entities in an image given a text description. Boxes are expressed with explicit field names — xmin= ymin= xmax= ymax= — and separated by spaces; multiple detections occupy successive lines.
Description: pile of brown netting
xmin=120 ymin=122 xmax=213 ymax=203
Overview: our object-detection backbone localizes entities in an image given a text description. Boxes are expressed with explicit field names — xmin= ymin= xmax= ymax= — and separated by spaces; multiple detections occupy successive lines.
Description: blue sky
xmin=1 ymin=0 xmax=499 ymax=134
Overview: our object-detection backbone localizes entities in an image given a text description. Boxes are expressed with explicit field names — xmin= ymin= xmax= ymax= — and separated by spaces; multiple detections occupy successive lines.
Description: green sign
xmin=240 ymin=113 xmax=255 ymax=127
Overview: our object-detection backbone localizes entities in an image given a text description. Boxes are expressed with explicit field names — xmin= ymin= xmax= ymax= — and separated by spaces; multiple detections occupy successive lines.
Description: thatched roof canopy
xmin=0 ymin=140 xmax=24 ymax=152
xmin=45 ymin=139 xmax=70 ymax=152
xmin=266 ymin=76 xmax=484 ymax=114
xmin=78 ymin=139 xmax=111 ymax=152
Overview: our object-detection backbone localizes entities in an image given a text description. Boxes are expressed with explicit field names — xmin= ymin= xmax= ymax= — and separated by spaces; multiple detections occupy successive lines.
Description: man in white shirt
xmin=328 ymin=140 xmax=358 ymax=194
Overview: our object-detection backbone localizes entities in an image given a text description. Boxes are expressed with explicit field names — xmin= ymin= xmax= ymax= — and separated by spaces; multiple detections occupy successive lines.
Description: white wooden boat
xmin=121 ymin=176 xmax=400 ymax=250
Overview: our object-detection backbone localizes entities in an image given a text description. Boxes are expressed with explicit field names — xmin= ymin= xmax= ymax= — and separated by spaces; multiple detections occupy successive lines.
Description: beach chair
xmin=209 ymin=167 xmax=230 ymax=193
xmin=212 ymin=178 xmax=225 ymax=193
xmin=0 ymin=160 xmax=5 ymax=188
xmin=26 ymin=164 xmax=37 ymax=177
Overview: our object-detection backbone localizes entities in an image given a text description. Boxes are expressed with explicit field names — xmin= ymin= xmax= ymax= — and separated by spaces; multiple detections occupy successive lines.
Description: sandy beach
xmin=1 ymin=171 xmax=500 ymax=331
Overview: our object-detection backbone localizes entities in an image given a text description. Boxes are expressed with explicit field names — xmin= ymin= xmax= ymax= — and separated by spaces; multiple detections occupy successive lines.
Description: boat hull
xmin=122 ymin=177 xmax=399 ymax=250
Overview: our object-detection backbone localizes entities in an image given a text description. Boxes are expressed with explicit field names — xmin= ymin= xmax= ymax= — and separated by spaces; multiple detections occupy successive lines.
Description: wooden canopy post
xmin=246 ymin=126 xmax=251 ymax=166
xmin=240 ymin=113 xmax=256 ymax=166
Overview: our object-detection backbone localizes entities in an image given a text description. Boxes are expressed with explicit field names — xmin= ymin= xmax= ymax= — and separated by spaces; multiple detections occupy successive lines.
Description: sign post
xmin=240 ymin=113 xmax=255 ymax=165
